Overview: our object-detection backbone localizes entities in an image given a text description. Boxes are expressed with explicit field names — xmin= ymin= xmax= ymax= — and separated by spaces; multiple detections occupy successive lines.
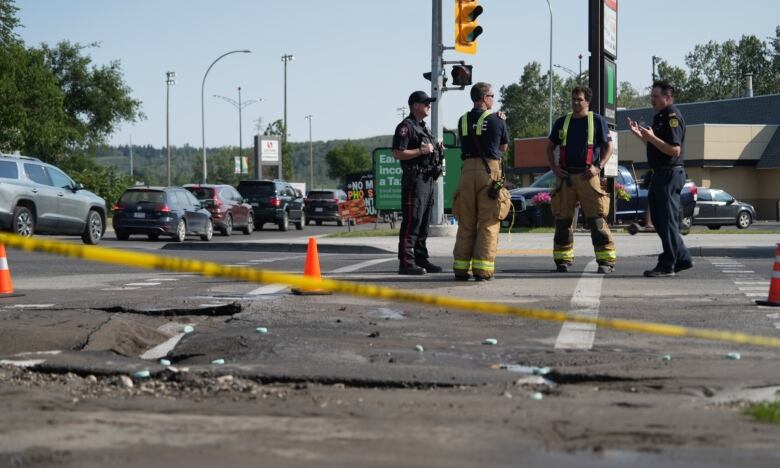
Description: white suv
xmin=0 ymin=154 xmax=107 ymax=244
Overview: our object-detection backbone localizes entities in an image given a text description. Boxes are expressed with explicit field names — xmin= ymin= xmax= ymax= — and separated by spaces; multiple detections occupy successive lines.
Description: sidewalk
xmin=162 ymin=231 xmax=780 ymax=259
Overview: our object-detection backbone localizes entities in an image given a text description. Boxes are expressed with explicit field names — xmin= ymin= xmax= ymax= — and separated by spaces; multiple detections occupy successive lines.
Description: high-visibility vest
xmin=460 ymin=110 xmax=492 ymax=137
xmin=558 ymin=111 xmax=594 ymax=169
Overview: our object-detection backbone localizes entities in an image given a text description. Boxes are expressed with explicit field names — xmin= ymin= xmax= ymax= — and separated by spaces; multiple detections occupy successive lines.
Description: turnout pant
xmin=648 ymin=166 xmax=691 ymax=271
xmin=550 ymin=173 xmax=616 ymax=266
xmin=452 ymin=158 xmax=502 ymax=279
xmin=398 ymin=171 xmax=434 ymax=268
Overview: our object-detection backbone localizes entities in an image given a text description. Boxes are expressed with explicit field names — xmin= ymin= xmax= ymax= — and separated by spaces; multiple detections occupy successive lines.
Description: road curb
xmin=161 ymin=242 xmax=395 ymax=255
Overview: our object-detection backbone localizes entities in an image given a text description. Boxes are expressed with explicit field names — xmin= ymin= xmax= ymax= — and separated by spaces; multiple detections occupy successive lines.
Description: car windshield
xmin=307 ymin=191 xmax=338 ymax=200
xmin=120 ymin=190 xmax=165 ymax=204
xmin=186 ymin=187 xmax=214 ymax=200
xmin=529 ymin=171 xmax=556 ymax=189
xmin=238 ymin=184 xmax=274 ymax=197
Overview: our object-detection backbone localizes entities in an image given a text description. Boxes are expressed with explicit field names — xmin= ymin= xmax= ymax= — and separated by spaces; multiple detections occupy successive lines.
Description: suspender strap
xmin=559 ymin=111 xmax=595 ymax=168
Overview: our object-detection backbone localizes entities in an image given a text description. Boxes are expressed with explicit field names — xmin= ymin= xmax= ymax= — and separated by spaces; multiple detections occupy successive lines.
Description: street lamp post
xmin=165 ymin=71 xmax=175 ymax=186
xmin=554 ymin=63 xmax=578 ymax=80
xmin=578 ymin=54 xmax=583 ymax=84
xmin=304 ymin=115 xmax=313 ymax=189
xmin=201 ymin=49 xmax=251 ymax=183
xmin=213 ymin=88 xmax=263 ymax=175
xmin=545 ymin=0 xmax=553 ymax=134
xmin=652 ymin=55 xmax=660 ymax=82
xmin=281 ymin=54 xmax=294 ymax=139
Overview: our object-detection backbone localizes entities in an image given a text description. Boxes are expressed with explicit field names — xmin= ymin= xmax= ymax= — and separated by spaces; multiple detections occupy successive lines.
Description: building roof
xmin=617 ymin=94 xmax=780 ymax=168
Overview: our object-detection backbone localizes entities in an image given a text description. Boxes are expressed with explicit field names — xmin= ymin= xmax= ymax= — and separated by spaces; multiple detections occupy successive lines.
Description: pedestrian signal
xmin=451 ymin=65 xmax=473 ymax=86
xmin=455 ymin=0 xmax=483 ymax=55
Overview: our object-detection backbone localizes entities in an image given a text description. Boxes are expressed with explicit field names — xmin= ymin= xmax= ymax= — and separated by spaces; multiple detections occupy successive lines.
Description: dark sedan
xmin=693 ymin=188 xmax=755 ymax=229
xmin=112 ymin=187 xmax=213 ymax=242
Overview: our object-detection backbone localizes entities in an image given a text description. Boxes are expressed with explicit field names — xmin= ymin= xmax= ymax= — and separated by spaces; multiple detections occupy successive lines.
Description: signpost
xmin=253 ymin=135 xmax=281 ymax=179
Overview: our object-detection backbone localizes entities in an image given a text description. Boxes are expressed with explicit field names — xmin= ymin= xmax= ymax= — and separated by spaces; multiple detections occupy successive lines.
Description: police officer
xmin=392 ymin=91 xmax=443 ymax=275
xmin=452 ymin=82 xmax=509 ymax=281
xmin=547 ymin=86 xmax=616 ymax=274
xmin=627 ymin=80 xmax=693 ymax=277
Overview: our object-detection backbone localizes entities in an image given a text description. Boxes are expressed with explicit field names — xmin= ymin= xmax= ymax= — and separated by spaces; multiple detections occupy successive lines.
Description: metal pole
xmin=305 ymin=115 xmax=313 ymax=189
xmin=281 ymin=54 xmax=294 ymax=140
xmin=201 ymin=49 xmax=251 ymax=183
xmin=165 ymin=71 xmax=175 ymax=186
xmin=430 ymin=0 xmax=444 ymax=225
xmin=129 ymin=135 xmax=133 ymax=179
xmin=546 ymin=0 xmax=553 ymax=134
xmin=652 ymin=55 xmax=658 ymax=81
xmin=578 ymin=54 xmax=583 ymax=84
xmin=238 ymin=86 xmax=243 ymax=175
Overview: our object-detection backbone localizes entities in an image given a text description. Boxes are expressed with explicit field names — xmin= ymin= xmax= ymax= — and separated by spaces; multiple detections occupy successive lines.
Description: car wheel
xmin=707 ymin=225 xmax=721 ymax=230
xmin=201 ymin=220 xmax=213 ymax=241
xmin=278 ymin=211 xmax=289 ymax=231
xmin=81 ymin=210 xmax=104 ymax=245
xmin=12 ymin=206 xmax=34 ymax=237
xmin=242 ymin=213 xmax=254 ymax=235
xmin=147 ymin=233 xmax=159 ymax=240
xmin=222 ymin=214 xmax=233 ymax=236
xmin=116 ymin=229 xmax=130 ymax=241
xmin=172 ymin=219 xmax=186 ymax=242
xmin=316 ymin=220 xmax=322 ymax=226
xmin=295 ymin=212 xmax=305 ymax=231
xmin=680 ymin=216 xmax=691 ymax=236
xmin=736 ymin=211 xmax=751 ymax=229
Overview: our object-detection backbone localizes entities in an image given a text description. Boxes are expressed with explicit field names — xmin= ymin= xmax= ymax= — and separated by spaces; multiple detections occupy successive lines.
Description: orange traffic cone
xmin=756 ymin=243 xmax=780 ymax=307
xmin=0 ymin=244 xmax=14 ymax=295
xmin=292 ymin=237 xmax=332 ymax=296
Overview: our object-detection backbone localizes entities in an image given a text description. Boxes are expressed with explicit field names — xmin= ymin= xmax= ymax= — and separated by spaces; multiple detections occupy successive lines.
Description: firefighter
xmin=452 ymin=82 xmax=510 ymax=281
xmin=547 ymin=86 xmax=616 ymax=274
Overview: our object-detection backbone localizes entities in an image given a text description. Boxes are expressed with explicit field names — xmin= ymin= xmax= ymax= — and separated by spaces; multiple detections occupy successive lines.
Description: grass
xmin=746 ymin=401 xmax=780 ymax=424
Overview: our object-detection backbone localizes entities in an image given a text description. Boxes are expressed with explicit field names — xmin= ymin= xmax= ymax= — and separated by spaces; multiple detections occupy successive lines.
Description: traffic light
xmin=423 ymin=71 xmax=448 ymax=86
xmin=450 ymin=65 xmax=473 ymax=86
xmin=455 ymin=0 xmax=483 ymax=55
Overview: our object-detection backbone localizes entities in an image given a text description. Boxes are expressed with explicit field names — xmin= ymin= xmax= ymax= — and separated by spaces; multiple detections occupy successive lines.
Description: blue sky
xmin=15 ymin=0 xmax=780 ymax=149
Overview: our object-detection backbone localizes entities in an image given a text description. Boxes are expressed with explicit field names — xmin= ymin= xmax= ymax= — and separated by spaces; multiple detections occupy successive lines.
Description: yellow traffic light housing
xmin=455 ymin=0 xmax=483 ymax=55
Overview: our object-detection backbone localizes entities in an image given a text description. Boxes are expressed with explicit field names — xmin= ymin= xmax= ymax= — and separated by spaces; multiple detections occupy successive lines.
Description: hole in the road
xmin=96 ymin=302 xmax=242 ymax=317
xmin=547 ymin=372 xmax=650 ymax=385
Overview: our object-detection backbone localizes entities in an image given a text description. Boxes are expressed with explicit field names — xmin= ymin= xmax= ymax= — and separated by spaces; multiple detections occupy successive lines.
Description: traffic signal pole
xmin=430 ymin=0 xmax=445 ymax=226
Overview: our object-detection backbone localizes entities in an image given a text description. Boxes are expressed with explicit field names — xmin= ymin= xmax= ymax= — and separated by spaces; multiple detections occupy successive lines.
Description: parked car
xmin=236 ymin=179 xmax=304 ymax=231
xmin=693 ymin=188 xmax=755 ymax=229
xmin=0 ymin=153 xmax=107 ymax=244
xmin=305 ymin=189 xmax=348 ymax=226
xmin=112 ymin=187 xmax=213 ymax=242
xmin=184 ymin=184 xmax=254 ymax=236
xmin=507 ymin=165 xmax=698 ymax=234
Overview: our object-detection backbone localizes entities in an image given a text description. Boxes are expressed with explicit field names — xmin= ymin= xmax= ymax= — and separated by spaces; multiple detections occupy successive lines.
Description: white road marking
xmin=722 ymin=270 xmax=755 ymax=274
xmin=247 ymin=257 xmax=395 ymax=295
xmin=125 ymin=282 xmax=162 ymax=287
xmin=555 ymin=260 xmax=602 ymax=350
xmin=14 ymin=350 xmax=61 ymax=356
xmin=0 ymin=359 xmax=45 ymax=367
xmin=4 ymin=304 xmax=55 ymax=309
xmin=101 ymin=287 xmax=141 ymax=291
xmin=735 ymin=281 xmax=770 ymax=285
xmin=147 ymin=278 xmax=179 ymax=282
xmin=739 ymin=287 xmax=770 ymax=291
xmin=744 ymin=293 xmax=768 ymax=297
xmin=140 ymin=333 xmax=185 ymax=360
xmin=246 ymin=256 xmax=302 ymax=264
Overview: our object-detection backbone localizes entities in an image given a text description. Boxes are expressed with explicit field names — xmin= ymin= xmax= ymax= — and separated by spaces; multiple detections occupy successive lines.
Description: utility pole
xmin=165 ymin=71 xmax=175 ymax=186
xmin=304 ymin=114 xmax=313 ymax=189
xmin=652 ymin=55 xmax=660 ymax=82
xmin=129 ymin=135 xmax=133 ymax=180
xmin=429 ymin=0 xmax=445 ymax=225
xmin=281 ymin=54 xmax=294 ymax=139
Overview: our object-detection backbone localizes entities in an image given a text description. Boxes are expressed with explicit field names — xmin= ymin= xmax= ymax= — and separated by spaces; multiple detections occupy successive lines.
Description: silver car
xmin=0 ymin=154 xmax=107 ymax=244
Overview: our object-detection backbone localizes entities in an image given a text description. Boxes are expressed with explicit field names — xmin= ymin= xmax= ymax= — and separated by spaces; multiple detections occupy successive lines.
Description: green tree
xmin=0 ymin=42 xmax=69 ymax=156
xmin=324 ymin=141 xmax=370 ymax=181
xmin=499 ymin=62 xmax=550 ymax=140
xmin=40 ymin=41 xmax=144 ymax=153
xmin=0 ymin=0 xmax=20 ymax=45
xmin=56 ymin=153 xmax=132 ymax=209
xmin=617 ymin=81 xmax=646 ymax=109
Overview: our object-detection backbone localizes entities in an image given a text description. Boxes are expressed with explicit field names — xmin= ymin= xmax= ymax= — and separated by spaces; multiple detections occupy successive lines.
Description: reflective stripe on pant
xmin=550 ymin=173 xmax=616 ymax=265
xmin=398 ymin=171 xmax=434 ymax=268
xmin=452 ymin=158 xmax=502 ymax=278
xmin=648 ymin=166 xmax=690 ymax=271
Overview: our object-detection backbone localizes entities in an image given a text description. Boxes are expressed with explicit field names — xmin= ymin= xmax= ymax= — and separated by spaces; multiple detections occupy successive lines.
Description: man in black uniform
xmin=392 ymin=91 xmax=443 ymax=275
xmin=627 ymin=80 xmax=693 ymax=277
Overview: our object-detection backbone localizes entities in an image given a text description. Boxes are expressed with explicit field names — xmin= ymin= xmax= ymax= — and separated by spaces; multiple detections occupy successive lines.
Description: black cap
xmin=408 ymin=90 xmax=436 ymax=107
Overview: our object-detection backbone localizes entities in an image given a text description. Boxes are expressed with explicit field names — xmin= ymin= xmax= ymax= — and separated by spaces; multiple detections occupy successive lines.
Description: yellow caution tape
xmin=2 ymin=232 xmax=780 ymax=349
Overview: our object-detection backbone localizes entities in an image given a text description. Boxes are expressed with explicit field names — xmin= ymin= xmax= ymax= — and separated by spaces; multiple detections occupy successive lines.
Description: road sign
xmin=603 ymin=57 xmax=617 ymax=125
xmin=604 ymin=0 xmax=617 ymax=59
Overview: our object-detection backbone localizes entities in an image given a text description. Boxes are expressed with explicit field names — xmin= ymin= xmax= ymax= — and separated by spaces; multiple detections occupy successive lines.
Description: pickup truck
xmin=506 ymin=165 xmax=698 ymax=234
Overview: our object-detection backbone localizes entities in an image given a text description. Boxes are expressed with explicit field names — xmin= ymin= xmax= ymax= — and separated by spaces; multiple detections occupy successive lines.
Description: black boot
xmin=415 ymin=259 xmax=442 ymax=273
